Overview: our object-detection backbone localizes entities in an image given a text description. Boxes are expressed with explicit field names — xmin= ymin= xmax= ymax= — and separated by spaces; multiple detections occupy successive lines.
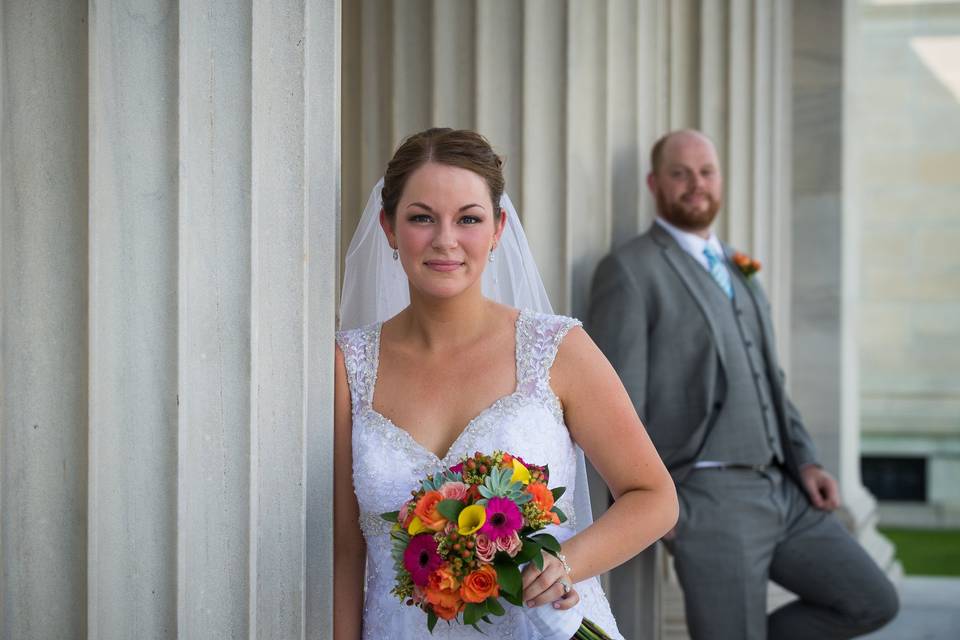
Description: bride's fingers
xmin=520 ymin=555 xmax=559 ymax=590
xmin=520 ymin=563 xmax=540 ymax=591
xmin=523 ymin=564 xmax=565 ymax=605
xmin=525 ymin=579 xmax=573 ymax=609
xmin=552 ymin=587 xmax=580 ymax=610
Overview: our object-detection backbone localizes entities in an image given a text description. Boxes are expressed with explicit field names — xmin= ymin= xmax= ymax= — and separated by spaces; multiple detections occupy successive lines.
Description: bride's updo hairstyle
xmin=381 ymin=128 xmax=505 ymax=223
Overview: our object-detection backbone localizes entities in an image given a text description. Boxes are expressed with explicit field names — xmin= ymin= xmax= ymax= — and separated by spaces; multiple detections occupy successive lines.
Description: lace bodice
xmin=336 ymin=309 xmax=624 ymax=640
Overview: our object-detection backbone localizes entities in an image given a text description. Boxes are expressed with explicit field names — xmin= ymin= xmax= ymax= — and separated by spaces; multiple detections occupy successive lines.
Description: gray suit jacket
xmin=587 ymin=223 xmax=818 ymax=487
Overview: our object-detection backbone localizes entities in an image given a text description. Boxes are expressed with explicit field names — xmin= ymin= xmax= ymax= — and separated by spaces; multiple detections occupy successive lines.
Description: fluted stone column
xmin=177 ymin=1 xmax=252 ymax=637
xmin=88 ymin=4 xmax=179 ymax=636
xmin=0 ymin=2 xmax=89 ymax=638
xmin=791 ymin=0 xmax=900 ymax=582
xmin=1 ymin=2 xmax=339 ymax=638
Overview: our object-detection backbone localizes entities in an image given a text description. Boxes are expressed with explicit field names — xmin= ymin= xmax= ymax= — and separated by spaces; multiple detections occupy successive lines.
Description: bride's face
xmin=381 ymin=162 xmax=506 ymax=301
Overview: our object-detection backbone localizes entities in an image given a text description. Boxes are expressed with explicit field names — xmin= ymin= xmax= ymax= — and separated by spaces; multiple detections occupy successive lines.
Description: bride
xmin=334 ymin=128 xmax=678 ymax=639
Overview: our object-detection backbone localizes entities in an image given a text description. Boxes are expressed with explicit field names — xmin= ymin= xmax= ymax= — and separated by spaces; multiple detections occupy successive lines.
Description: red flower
xmin=732 ymin=251 xmax=761 ymax=278
xmin=404 ymin=534 xmax=443 ymax=586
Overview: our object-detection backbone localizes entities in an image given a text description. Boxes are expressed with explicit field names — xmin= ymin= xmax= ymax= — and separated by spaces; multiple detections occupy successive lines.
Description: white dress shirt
xmin=654 ymin=216 xmax=726 ymax=271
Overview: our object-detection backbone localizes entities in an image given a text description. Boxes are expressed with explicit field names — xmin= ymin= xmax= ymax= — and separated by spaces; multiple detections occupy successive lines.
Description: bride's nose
xmin=431 ymin=221 xmax=458 ymax=250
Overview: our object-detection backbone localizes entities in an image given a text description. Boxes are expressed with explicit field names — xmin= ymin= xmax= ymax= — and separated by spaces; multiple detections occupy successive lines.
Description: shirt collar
xmin=654 ymin=216 xmax=725 ymax=265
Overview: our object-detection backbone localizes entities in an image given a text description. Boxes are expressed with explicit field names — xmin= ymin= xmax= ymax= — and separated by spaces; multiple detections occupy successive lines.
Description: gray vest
xmin=687 ymin=259 xmax=784 ymax=465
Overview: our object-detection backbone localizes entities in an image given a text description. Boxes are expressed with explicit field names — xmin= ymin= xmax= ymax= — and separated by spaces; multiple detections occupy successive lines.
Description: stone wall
xmin=855 ymin=0 xmax=960 ymax=527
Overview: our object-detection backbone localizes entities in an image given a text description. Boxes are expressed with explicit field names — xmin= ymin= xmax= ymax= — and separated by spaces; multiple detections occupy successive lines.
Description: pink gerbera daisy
xmin=480 ymin=497 xmax=523 ymax=539
xmin=403 ymin=534 xmax=443 ymax=586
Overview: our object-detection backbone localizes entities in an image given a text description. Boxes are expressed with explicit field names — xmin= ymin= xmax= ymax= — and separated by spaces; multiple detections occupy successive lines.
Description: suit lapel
xmin=723 ymin=244 xmax=780 ymax=376
xmin=651 ymin=224 xmax=728 ymax=368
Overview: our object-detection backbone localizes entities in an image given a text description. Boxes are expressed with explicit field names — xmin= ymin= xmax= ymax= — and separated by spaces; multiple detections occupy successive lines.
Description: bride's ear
xmin=379 ymin=208 xmax=397 ymax=249
xmin=494 ymin=207 xmax=507 ymax=242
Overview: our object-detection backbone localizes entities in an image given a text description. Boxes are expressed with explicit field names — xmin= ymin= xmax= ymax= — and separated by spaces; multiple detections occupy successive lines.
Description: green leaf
xmin=381 ymin=510 xmax=399 ymax=523
xmin=531 ymin=533 xmax=561 ymax=554
xmin=464 ymin=602 xmax=485 ymax=626
xmin=502 ymin=589 xmax=523 ymax=607
xmin=436 ymin=499 xmax=465 ymax=521
xmin=493 ymin=550 xmax=512 ymax=564
xmin=486 ymin=597 xmax=505 ymax=616
xmin=427 ymin=611 xmax=437 ymax=633
xmin=494 ymin=560 xmax=522 ymax=596
xmin=531 ymin=551 xmax=544 ymax=571
xmin=515 ymin=539 xmax=540 ymax=564
xmin=552 ymin=507 xmax=568 ymax=524
xmin=551 ymin=486 xmax=566 ymax=502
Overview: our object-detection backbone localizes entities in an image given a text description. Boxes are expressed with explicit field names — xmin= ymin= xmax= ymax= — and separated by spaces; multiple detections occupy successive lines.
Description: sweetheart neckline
xmin=365 ymin=391 xmax=524 ymax=463
xmin=367 ymin=309 xmax=527 ymax=461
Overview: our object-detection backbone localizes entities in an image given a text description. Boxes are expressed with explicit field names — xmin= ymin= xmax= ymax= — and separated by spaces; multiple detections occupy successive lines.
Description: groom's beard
xmin=656 ymin=187 xmax=721 ymax=233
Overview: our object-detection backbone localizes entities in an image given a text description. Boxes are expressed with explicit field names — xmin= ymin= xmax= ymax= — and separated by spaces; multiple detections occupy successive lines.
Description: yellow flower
xmin=458 ymin=505 xmax=486 ymax=536
xmin=407 ymin=515 xmax=428 ymax=536
xmin=510 ymin=458 xmax=531 ymax=485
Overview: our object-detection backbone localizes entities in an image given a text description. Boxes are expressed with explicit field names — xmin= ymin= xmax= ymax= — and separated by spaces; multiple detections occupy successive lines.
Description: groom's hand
xmin=800 ymin=464 xmax=840 ymax=511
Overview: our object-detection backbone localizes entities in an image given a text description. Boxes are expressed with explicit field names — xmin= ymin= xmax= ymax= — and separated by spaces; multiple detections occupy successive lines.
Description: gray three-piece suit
xmin=588 ymin=223 xmax=898 ymax=639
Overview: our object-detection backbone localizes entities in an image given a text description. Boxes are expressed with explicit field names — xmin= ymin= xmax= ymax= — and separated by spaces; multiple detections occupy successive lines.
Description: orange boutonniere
xmin=732 ymin=251 xmax=761 ymax=278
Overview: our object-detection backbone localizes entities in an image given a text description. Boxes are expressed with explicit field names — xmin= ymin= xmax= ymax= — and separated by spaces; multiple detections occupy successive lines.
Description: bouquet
xmin=381 ymin=450 xmax=613 ymax=639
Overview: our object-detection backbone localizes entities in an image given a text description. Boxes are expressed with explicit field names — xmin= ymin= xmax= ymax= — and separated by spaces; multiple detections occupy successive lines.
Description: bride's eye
xmin=408 ymin=213 xmax=433 ymax=223
xmin=459 ymin=215 xmax=482 ymax=225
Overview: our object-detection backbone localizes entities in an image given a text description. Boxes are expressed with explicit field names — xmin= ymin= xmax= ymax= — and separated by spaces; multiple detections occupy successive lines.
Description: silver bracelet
xmin=556 ymin=551 xmax=572 ymax=577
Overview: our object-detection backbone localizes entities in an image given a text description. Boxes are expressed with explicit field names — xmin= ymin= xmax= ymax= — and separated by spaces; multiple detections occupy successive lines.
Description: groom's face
xmin=649 ymin=133 xmax=723 ymax=234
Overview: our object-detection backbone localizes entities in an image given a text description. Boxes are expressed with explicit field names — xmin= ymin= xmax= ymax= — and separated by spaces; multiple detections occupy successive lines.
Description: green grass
xmin=880 ymin=528 xmax=960 ymax=576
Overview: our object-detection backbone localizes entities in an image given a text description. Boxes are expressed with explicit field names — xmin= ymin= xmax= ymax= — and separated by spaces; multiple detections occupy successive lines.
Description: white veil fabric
xmin=338 ymin=178 xmax=595 ymax=534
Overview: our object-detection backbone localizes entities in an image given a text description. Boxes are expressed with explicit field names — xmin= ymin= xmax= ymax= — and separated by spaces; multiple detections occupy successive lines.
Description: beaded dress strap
xmin=334 ymin=323 xmax=380 ymax=410
xmin=515 ymin=311 xmax=583 ymax=401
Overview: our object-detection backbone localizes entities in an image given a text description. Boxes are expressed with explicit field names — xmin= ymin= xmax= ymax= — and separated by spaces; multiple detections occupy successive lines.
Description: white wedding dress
xmin=337 ymin=308 xmax=625 ymax=640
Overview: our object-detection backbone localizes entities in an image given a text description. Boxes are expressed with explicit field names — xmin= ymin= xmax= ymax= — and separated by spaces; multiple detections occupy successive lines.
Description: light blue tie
xmin=703 ymin=246 xmax=734 ymax=299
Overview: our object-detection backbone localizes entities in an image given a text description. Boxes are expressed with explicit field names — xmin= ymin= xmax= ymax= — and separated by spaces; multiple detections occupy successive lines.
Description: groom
xmin=587 ymin=130 xmax=898 ymax=639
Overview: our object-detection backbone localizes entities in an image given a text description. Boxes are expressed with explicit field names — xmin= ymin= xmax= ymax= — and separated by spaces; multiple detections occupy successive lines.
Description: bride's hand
xmin=520 ymin=552 xmax=579 ymax=610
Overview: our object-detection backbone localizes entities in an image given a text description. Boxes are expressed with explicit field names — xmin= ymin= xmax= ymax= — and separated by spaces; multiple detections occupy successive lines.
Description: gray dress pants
xmin=664 ymin=466 xmax=899 ymax=640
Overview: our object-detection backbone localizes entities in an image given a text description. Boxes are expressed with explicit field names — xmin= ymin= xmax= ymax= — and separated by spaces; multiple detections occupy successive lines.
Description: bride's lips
xmin=425 ymin=259 xmax=463 ymax=272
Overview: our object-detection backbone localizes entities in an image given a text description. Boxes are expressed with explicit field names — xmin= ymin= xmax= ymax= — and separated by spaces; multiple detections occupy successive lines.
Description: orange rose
xmin=731 ymin=251 xmax=761 ymax=277
xmin=425 ymin=580 xmax=463 ymax=621
xmin=527 ymin=482 xmax=560 ymax=524
xmin=460 ymin=565 xmax=499 ymax=603
xmin=428 ymin=565 xmax=460 ymax=592
xmin=414 ymin=491 xmax=448 ymax=531
xmin=431 ymin=598 xmax=461 ymax=621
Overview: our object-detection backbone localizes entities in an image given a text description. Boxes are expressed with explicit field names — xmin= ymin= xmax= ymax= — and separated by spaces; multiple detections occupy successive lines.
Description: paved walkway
xmin=860 ymin=576 xmax=960 ymax=640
